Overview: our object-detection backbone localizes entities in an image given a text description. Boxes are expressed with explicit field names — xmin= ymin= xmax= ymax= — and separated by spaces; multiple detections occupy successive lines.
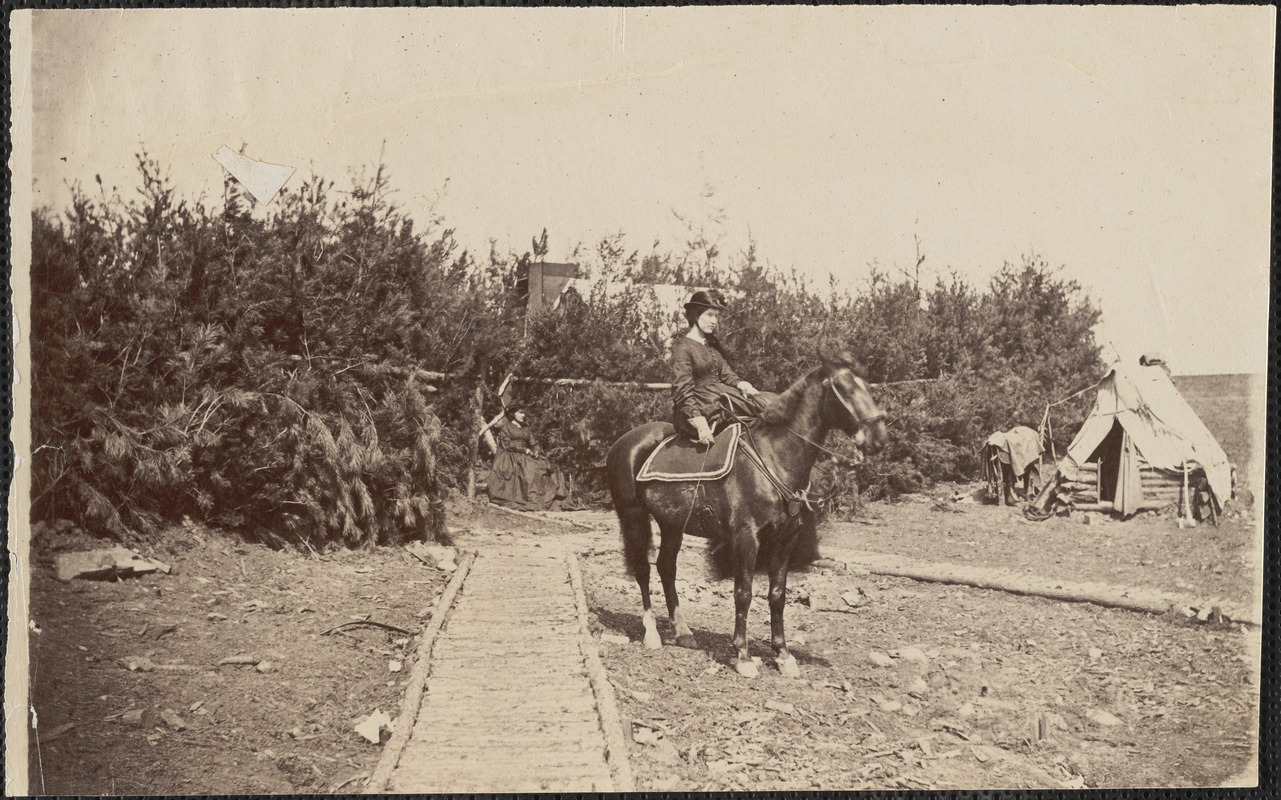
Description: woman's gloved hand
xmin=737 ymin=380 xmax=760 ymax=397
xmin=690 ymin=415 xmax=715 ymax=446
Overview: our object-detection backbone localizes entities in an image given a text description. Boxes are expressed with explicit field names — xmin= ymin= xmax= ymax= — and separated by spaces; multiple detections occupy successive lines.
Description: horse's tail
xmin=606 ymin=422 xmax=672 ymax=576
xmin=617 ymin=506 xmax=653 ymax=578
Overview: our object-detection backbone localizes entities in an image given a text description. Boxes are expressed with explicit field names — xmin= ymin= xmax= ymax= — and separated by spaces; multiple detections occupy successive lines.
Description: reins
xmin=738 ymin=443 xmax=833 ymax=514
xmin=783 ymin=426 xmax=865 ymax=467
xmin=723 ymin=367 xmax=880 ymax=515
xmin=677 ymin=436 xmax=717 ymax=537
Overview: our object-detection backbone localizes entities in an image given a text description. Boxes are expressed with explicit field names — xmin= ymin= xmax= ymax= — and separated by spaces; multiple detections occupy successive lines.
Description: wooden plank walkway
xmin=374 ymin=543 xmax=629 ymax=793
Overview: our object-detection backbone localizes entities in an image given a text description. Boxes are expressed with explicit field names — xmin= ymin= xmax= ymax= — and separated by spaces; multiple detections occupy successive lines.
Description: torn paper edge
xmin=7 ymin=10 xmax=34 ymax=796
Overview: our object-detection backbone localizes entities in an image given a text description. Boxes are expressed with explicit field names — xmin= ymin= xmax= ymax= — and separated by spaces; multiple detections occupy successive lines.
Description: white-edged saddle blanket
xmin=636 ymin=423 xmax=744 ymax=482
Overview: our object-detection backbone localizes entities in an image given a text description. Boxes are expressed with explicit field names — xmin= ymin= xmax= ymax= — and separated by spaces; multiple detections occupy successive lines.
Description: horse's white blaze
xmin=642 ymin=611 xmax=661 ymax=650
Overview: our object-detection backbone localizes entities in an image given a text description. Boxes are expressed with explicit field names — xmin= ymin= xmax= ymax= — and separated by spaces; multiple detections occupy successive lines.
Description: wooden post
xmin=1179 ymin=462 xmax=1193 ymax=524
xmin=466 ymin=383 xmax=482 ymax=499
xmin=478 ymin=412 xmax=503 ymax=456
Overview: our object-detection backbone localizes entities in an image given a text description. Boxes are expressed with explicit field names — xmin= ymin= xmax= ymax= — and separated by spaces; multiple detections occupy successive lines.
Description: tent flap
xmin=1114 ymin=431 xmax=1142 ymax=516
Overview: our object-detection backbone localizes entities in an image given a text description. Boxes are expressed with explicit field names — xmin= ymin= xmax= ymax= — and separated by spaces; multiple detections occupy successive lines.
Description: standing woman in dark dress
xmin=486 ymin=406 xmax=569 ymax=511
xmin=671 ymin=290 xmax=767 ymax=444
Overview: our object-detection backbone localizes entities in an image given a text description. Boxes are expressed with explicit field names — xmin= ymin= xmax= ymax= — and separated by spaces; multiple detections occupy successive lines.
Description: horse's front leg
xmin=768 ymin=525 xmax=801 ymax=679
xmin=1001 ymin=460 xmax=1018 ymax=506
xmin=732 ymin=534 xmax=759 ymax=678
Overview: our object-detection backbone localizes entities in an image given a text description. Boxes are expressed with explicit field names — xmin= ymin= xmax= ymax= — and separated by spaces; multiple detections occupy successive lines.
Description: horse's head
xmin=819 ymin=346 xmax=889 ymax=455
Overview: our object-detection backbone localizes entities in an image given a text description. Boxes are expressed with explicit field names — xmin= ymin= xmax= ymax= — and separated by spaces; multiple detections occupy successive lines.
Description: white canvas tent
xmin=1061 ymin=360 xmax=1233 ymax=516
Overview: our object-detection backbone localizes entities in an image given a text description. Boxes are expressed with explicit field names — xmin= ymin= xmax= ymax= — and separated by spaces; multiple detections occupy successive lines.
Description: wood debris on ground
xmin=56 ymin=547 xmax=171 ymax=582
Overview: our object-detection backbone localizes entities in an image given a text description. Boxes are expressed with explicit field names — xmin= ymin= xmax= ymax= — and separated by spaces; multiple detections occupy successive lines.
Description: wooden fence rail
xmin=505 ymin=374 xmax=940 ymax=391
xmin=285 ymin=355 xmax=940 ymax=393
xmin=284 ymin=357 xmax=942 ymax=498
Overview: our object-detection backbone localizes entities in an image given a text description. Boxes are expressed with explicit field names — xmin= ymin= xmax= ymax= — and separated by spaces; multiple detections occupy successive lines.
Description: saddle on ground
xmin=635 ymin=423 xmax=743 ymax=482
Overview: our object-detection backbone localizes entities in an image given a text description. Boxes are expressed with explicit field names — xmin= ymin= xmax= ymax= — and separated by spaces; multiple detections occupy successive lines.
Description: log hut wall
xmin=1057 ymin=460 xmax=1188 ymax=512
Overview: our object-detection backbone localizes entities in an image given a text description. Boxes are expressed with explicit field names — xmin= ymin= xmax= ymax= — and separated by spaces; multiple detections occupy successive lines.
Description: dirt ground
xmin=25 ymin=517 xmax=456 ymax=795
xmin=581 ymin=489 xmax=1261 ymax=791
xmin=23 ymin=487 xmax=1261 ymax=793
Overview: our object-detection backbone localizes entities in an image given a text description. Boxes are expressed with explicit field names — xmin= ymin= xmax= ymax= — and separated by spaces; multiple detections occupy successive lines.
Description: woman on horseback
xmin=671 ymin=290 xmax=766 ymax=445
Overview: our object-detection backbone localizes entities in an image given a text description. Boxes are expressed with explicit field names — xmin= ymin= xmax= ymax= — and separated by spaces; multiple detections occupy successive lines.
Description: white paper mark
xmin=212 ymin=146 xmax=295 ymax=206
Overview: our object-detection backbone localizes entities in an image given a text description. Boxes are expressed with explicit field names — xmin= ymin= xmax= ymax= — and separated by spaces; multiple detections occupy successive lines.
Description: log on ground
xmin=824 ymin=548 xmax=1258 ymax=626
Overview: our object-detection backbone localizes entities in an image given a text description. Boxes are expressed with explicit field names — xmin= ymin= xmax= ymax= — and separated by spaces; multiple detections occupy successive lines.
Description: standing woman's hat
xmin=684 ymin=289 xmax=728 ymax=314
xmin=505 ymin=404 xmax=525 ymax=416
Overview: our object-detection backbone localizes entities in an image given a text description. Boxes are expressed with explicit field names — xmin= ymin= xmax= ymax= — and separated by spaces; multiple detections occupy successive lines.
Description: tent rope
xmin=1038 ymin=377 xmax=1104 ymax=458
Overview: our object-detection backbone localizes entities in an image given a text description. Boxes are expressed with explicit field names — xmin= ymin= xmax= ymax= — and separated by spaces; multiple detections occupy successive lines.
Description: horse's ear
xmin=848 ymin=356 xmax=870 ymax=380
xmin=818 ymin=342 xmax=860 ymax=372
xmin=816 ymin=341 xmax=837 ymax=368
xmin=831 ymin=348 xmax=862 ymax=372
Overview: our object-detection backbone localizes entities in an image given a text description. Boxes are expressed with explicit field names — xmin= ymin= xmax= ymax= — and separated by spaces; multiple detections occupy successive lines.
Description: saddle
xmin=636 ymin=423 xmax=744 ymax=482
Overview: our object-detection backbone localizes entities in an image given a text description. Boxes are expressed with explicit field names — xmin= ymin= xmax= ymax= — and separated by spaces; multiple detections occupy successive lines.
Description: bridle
xmin=821 ymin=368 xmax=886 ymax=430
xmin=787 ymin=368 xmax=885 ymax=464
xmin=734 ymin=366 xmax=886 ymax=515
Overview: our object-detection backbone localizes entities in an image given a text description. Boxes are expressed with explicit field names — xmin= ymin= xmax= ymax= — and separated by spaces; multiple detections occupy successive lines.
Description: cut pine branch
xmin=320 ymin=619 xmax=415 ymax=637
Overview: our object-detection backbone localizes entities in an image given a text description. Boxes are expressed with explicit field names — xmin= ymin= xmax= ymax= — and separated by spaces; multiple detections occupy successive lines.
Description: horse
xmin=605 ymin=348 xmax=889 ymax=678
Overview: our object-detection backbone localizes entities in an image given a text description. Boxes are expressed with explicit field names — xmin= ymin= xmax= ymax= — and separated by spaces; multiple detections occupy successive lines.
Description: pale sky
xmin=25 ymin=6 xmax=1275 ymax=376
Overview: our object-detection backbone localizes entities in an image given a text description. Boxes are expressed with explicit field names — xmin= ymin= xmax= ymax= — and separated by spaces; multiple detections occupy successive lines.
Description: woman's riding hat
xmin=684 ymin=289 xmax=728 ymax=315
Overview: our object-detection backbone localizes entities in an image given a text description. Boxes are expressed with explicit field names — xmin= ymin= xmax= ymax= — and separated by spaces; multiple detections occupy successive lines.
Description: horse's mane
xmin=758 ymin=367 xmax=824 ymax=427
xmin=757 ymin=352 xmax=869 ymax=427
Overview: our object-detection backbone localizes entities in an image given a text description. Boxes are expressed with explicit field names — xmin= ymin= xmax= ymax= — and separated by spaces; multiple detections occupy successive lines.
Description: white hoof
xmin=734 ymin=659 xmax=759 ymax=678
xmin=642 ymin=612 xmax=661 ymax=650
xmin=778 ymin=654 xmax=801 ymax=679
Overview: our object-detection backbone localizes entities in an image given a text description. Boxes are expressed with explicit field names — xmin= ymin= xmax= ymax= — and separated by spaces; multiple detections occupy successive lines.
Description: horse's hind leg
xmin=619 ymin=506 xmax=661 ymax=649
xmin=656 ymin=523 xmax=697 ymax=649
